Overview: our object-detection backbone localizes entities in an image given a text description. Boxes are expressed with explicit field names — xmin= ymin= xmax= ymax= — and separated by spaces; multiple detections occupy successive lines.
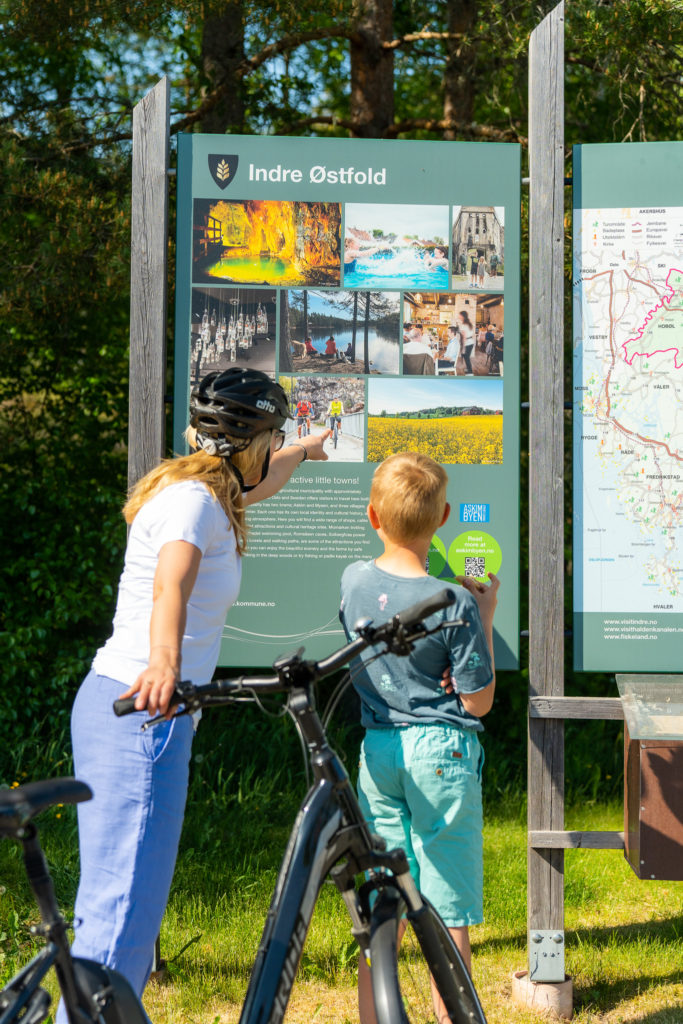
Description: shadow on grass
xmin=475 ymin=917 xmax=683 ymax=1018
xmin=571 ymin=916 xmax=683 ymax=1015
xmin=475 ymin=912 xmax=683 ymax=954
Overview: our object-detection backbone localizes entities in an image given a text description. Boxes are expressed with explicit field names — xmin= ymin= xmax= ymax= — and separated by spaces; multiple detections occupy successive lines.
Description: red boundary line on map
xmin=621 ymin=267 xmax=683 ymax=368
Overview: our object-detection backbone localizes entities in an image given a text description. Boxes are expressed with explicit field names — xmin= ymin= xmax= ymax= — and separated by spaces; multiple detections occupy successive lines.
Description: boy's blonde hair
xmin=370 ymin=451 xmax=447 ymax=542
xmin=123 ymin=430 xmax=273 ymax=554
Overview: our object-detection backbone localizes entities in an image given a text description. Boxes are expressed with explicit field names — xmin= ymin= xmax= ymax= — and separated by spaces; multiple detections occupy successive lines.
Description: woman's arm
xmin=118 ymin=539 xmax=202 ymax=716
xmin=244 ymin=430 xmax=331 ymax=506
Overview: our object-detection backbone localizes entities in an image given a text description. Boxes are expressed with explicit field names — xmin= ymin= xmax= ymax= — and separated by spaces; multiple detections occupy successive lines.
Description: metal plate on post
xmin=528 ymin=929 xmax=565 ymax=983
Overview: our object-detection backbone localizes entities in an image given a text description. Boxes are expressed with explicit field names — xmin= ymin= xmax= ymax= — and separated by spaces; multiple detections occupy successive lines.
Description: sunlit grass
xmin=2 ymin=724 xmax=682 ymax=1022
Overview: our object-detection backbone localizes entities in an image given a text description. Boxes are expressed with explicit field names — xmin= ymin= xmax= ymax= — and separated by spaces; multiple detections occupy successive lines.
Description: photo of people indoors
xmin=402 ymin=292 xmax=503 ymax=378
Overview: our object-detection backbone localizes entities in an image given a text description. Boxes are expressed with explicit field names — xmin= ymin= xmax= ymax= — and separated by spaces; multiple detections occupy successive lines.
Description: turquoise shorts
xmin=358 ymin=723 xmax=484 ymax=928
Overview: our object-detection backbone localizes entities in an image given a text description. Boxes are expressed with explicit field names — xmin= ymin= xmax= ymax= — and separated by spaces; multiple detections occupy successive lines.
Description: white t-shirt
xmin=94 ymin=480 xmax=242 ymax=687
xmin=460 ymin=322 xmax=474 ymax=348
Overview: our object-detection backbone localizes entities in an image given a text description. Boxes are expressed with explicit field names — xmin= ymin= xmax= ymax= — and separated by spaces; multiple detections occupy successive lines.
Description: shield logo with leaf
xmin=208 ymin=155 xmax=239 ymax=190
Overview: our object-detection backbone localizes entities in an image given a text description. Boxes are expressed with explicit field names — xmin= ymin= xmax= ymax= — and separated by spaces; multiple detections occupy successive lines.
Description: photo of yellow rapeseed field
xmin=367 ymin=378 xmax=503 ymax=464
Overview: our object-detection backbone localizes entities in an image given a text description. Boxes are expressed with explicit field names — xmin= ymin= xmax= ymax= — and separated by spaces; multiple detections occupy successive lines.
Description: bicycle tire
xmin=369 ymin=886 xmax=487 ymax=1024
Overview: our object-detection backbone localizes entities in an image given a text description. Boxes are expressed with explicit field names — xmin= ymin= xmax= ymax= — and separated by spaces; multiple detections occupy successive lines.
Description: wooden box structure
xmin=618 ymin=675 xmax=683 ymax=881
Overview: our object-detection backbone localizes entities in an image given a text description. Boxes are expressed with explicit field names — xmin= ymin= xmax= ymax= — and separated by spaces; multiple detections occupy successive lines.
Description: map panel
xmin=574 ymin=204 xmax=683 ymax=669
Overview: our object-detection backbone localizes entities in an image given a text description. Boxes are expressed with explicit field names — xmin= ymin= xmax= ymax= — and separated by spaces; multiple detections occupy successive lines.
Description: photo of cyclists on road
xmin=192 ymin=198 xmax=342 ymax=286
xmin=280 ymin=375 xmax=365 ymax=462
xmin=279 ymin=288 xmax=400 ymax=375
xmin=343 ymin=203 xmax=450 ymax=290
xmin=189 ymin=286 xmax=276 ymax=385
xmin=402 ymin=292 xmax=503 ymax=377
xmin=451 ymin=206 xmax=504 ymax=292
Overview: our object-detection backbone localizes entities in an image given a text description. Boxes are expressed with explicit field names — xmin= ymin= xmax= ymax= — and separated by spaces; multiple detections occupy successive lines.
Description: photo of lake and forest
xmin=279 ymin=288 xmax=400 ymax=375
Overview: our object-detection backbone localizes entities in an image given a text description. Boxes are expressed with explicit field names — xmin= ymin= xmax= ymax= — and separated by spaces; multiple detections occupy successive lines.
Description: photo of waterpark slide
xmin=367 ymin=377 xmax=503 ymax=465
xmin=279 ymin=289 xmax=400 ymax=376
xmin=403 ymin=291 xmax=504 ymax=377
xmin=280 ymin=375 xmax=365 ymax=463
xmin=343 ymin=203 xmax=450 ymax=290
xmin=192 ymin=199 xmax=341 ymax=287
xmin=451 ymin=205 xmax=505 ymax=292
xmin=189 ymin=287 xmax=277 ymax=385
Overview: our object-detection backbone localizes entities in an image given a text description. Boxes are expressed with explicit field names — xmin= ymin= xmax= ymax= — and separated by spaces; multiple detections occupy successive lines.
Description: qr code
xmin=465 ymin=556 xmax=485 ymax=577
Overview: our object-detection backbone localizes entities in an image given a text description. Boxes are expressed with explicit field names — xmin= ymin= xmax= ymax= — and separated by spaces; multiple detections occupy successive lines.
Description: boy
xmin=339 ymin=452 xmax=499 ymax=1013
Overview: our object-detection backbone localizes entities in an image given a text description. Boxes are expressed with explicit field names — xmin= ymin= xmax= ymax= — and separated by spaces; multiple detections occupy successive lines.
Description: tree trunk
xmin=351 ymin=291 xmax=358 ymax=361
xmin=363 ymin=292 xmax=370 ymax=374
xmin=200 ymin=0 xmax=246 ymax=134
xmin=280 ymin=291 xmax=293 ymax=373
xmin=350 ymin=0 xmax=394 ymax=137
xmin=443 ymin=0 xmax=478 ymax=139
xmin=303 ymin=289 xmax=309 ymax=340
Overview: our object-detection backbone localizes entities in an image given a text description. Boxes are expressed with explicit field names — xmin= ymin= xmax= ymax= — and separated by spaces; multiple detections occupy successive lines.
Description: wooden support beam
xmin=528 ymin=1 xmax=565 ymax=973
xmin=530 ymin=831 xmax=625 ymax=850
xmin=530 ymin=697 xmax=624 ymax=720
xmin=128 ymin=77 xmax=170 ymax=489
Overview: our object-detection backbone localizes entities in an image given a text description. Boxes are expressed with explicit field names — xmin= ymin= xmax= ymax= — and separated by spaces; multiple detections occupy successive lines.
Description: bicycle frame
xmin=238 ymin=682 xmax=416 ymax=1024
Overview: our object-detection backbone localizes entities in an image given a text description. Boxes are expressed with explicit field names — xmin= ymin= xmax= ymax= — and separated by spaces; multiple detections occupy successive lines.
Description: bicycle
xmin=328 ymin=414 xmax=342 ymax=448
xmin=296 ymin=415 xmax=310 ymax=438
xmin=0 ymin=779 xmax=148 ymax=1024
xmin=1 ymin=588 xmax=487 ymax=1024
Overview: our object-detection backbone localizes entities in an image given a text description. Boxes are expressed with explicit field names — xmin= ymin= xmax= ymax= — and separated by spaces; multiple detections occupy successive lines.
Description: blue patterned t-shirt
xmin=339 ymin=560 xmax=493 ymax=731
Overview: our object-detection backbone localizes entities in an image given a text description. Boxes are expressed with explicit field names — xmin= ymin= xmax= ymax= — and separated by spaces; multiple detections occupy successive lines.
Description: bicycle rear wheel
xmin=369 ymin=887 xmax=487 ymax=1024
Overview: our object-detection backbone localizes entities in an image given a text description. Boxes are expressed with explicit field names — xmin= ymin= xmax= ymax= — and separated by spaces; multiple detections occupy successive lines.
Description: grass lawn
xmin=138 ymin=803 xmax=683 ymax=1024
xmin=2 ymin=717 xmax=682 ymax=1022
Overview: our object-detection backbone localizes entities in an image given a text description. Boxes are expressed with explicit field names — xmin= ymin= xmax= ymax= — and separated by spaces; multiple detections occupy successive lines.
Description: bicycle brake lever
xmin=141 ymin=706 xmax=192 ymax=732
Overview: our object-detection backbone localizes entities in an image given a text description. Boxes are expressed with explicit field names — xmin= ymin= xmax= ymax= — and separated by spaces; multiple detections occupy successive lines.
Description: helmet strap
xmin=224 ymin=446 xmax=272 ymax=494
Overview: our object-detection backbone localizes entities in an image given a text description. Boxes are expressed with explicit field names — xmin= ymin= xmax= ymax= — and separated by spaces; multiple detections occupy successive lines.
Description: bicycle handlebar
xmin=113 ymin=587 xmax=460 ymax=719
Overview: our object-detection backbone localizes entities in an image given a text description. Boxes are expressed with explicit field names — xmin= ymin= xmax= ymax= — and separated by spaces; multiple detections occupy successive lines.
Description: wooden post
xmin=528 ymin=1 xmax=566 ymax=983
xmin=128 ymin=77 xmax=170 ymax=489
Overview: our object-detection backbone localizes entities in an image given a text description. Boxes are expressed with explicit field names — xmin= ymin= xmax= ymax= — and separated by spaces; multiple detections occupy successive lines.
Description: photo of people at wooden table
xmin=189 ymin=287 xmax=276 ymax=385
xmin=402 ymin=291 xmax=503 ymax=377
xmin=192 ymin=198 xmax=341 ymax=286
xmin=279 ymin=288 xmax=400 ymax=375
xmin=451 ymin=206 xmax=505 ymax=292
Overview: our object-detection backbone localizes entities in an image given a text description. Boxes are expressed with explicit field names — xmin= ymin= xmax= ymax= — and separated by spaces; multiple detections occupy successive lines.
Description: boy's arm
xmin=452 ymin=572 xmax=500 ymax=718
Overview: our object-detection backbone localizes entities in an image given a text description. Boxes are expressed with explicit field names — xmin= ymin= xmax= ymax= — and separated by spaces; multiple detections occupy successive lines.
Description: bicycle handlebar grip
xmin=396 ymin=587 xmax=456 ymax=627
xmin=112 ymin=697 xmax=138 ymax=717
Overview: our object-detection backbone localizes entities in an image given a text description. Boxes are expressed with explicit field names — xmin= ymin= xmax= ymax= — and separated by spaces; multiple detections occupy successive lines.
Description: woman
xmin=457 ymin=310 xmax=475 ymax=375
xmin=64 ymin=368 xmax=329 ymax=1007
xmin=477 ymin=255 xmax=486 ymax=288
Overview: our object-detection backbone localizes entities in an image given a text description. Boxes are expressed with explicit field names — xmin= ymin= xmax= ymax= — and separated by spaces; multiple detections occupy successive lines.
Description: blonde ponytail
xmin=123 ymin=432 xmax=273 ymax=554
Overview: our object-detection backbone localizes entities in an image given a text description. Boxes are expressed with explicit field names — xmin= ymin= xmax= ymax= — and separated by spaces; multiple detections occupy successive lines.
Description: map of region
xmin=574 ymin=206 xmax=683 ymax=615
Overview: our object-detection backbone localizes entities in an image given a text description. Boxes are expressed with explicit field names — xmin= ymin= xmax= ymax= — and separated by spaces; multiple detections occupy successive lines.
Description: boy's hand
xmin=455 ymin=572 xmax=500 ymax=629
xmin=440 ymin=666 xmax=456 ymax=695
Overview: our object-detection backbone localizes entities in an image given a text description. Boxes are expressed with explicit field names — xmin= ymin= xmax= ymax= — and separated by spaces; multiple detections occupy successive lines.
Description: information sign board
xmin=573 ymin=142 xmax=683 ymax=670
xmin=175 ymin=135 xmax=520 ymax=668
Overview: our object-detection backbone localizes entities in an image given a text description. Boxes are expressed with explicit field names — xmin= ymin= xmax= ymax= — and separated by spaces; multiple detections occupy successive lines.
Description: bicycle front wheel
xmin=369 ymin=887 xmax=487 ymax=1024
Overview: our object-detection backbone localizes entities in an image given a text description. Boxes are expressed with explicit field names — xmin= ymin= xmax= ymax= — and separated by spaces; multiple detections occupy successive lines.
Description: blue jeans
xmin=58 ymin=669 xmax=194 ymax=1017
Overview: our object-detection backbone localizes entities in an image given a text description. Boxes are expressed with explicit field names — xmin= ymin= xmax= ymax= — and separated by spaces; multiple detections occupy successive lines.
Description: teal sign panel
xmin=175 ymin=135 xmax=520 ymax=668
xmin=573 ymin=142 xmax=683 ymax=670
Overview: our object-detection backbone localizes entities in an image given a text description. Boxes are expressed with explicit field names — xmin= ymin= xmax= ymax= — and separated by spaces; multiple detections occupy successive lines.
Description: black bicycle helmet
xmin=190 ymin=368 xmax=290 ymax=457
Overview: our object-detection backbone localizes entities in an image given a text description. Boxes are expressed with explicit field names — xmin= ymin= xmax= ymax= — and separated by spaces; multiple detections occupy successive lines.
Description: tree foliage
xmin=1 ymin=0 xmax=682 ymax=751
